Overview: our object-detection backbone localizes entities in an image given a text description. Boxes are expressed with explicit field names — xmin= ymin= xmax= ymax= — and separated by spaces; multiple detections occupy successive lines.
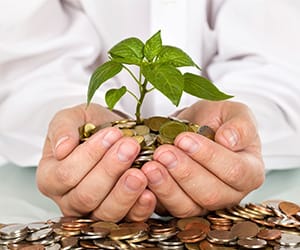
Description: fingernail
xmin=125 ymin=174 xmax=144 ymax=191
xmin=55 ymin=136 xmax=69 ymax=151
xmin=118 ymin=141 xmax=138 ymax=162
xmin=146 ymin=167 xmax=163 ymax=185
xmin=157 ymin=151 xmax=177 ymax=169
xmin=177 ymin=136 xmax=199 ymax=154
xmin=102 ymin=130 xmax=120 ymax=148
xmin=223 ymin=128 xmax=238 ymax=147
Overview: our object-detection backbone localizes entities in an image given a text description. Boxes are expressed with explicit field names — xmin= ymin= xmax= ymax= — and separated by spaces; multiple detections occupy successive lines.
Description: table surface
xmin=0 ymin=163 xmax=299 ymax=224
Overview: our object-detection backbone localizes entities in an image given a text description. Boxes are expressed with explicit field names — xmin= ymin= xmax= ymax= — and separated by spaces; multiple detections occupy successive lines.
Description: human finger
xmin=90 ymin=169 xmax=148 ymax=222
xmin=125 ymin=189 xmax=157 ymax=222
xmin=48 ymin=104 xmax=123 ymax=160
xmin=173 ymin=133 xmax=264 ymax=192
xmin=37 ymin=127 xmax=123 ymax=197
xmin=58 ymin=137 xmax=140 ymax=216
xmin=142 ymin=161 xmax=204 ymax=218
xmin=153 ymin=144 xmax=246 ymax=211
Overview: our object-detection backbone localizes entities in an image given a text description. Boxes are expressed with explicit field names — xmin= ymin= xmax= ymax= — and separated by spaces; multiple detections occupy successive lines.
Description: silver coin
xmin=45 ymin=243 xmax=61 ymax=250
xmin=26 ymin=228 xmax=53 ymax=241
xmin=0 ymin=224 xmax=27 ymax=237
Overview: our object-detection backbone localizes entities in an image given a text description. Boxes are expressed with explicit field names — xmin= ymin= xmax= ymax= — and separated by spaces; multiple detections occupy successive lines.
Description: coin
xmin=257 ymin=229 xmax=281 ymax=240
xmin=207 ymin=230 xmax=237 ymax=245
xmin=279 ymin=201 xmax=300 ymax=216
xmin=197 ymin=125 xmax=215 ymax=141
xmin=237 ymin=238 xmax=267 ymax=249
xmin=159 ymin=120 xmax=189 ymax=141
xmin=144 ymin=116 xmax=170 ymax=132
xmin=230 ymin=221 xmax=259 ymax=239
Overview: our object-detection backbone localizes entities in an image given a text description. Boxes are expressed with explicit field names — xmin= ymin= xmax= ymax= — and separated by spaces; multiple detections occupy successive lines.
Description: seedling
xmin=87 ymin=30 xmax=232 ymax=124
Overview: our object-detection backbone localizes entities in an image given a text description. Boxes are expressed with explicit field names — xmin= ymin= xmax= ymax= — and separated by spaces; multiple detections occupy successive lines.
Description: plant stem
xmin=135 ymin=78 xmax=148 ymax=124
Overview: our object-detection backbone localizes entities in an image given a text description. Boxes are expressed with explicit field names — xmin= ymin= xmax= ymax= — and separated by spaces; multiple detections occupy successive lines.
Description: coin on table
xmin=275 ymin=232 xmax=300 ymax=247
xmin=257 ymin=228 xmax=281 ymax=241
xmin=199 ymin=240 xmax=236 ymax=250
xmin=230 ymin=221 xmax=259 ymax=239
xmin=26 ymin=228 xmax=53 ymax=242
xmin=279 ymin=201 xmax=300 ymax=216
xmin=237 ymin=238 xmax=267 ymax=249
xmin=177 ymin=229 xmax=206 ymax=243
xmin=207 ymin=230 xmax=237 ymax=245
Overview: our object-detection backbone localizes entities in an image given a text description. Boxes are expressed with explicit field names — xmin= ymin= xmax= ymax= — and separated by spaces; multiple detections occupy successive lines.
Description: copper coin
xmin=79 ymin=240 xmax=99 ymax=249
xmin=257 ymin=228 xmax=281 ymax=240
xmin=81 ymin=225 xmax=110 ymax=237
xmin=230 ymin=221 xmax=259 ymax=239
xmin=185 ymin=221 xmax=211 ymax=234
xmin=199 ymin=240 xmax=236 ymax=250
xmin=177 ymin=229 xmax=206 ymax=242
xmin=177 ymin=217 xmax=210 ymax=231
xmin=109 ymin=227 xmax=140 ymax=240
xmin=61 ymin=236 xmax=78 ymax=248
xmin=19 ymin=244 xmax=45 ymax=250
xmin=279 ymin=201 xmax=300 ymax=216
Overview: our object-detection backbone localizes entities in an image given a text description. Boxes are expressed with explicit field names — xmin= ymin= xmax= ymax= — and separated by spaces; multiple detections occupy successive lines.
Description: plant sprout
xmin=87 ymin=30 xmax=232 ymax=124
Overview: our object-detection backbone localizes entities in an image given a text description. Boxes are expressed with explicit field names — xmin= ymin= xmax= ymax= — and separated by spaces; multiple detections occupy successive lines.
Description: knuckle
xmin=172 ymin=206 xmax=198 ymax=218
xmin=55 ymin=165 xmax=77 ymax=189
xmin=176 ymin=166 xmax=193 ymax=183
xmin=200 ymin=188 xmax=222 ymax=210
xmin=72 ymin=189 xmax=98 ymax=211
xmin=225 ymin=161 xmax=245 ymax=185
xmin=93 ymin=209 xmax=121 ymax=223
xmin=83 ymin=143 xmax=102 ymax=164
xmin=200 ymin=145 xmax=217 ymax=165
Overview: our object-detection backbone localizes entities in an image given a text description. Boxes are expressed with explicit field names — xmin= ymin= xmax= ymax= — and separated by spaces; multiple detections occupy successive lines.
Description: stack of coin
xmin=1 ymin=200 xmax=300 ymax=249
xmin=79 ymin=116 xmax=216 ymax=168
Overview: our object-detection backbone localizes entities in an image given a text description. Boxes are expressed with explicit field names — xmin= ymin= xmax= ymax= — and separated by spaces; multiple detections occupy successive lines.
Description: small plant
xmin=87 ymin=30 xmax=232 ymax=124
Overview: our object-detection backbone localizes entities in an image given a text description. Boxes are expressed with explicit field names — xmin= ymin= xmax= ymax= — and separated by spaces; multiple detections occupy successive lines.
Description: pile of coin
xmin=1 ymin=200 xmax=300 ymax=249
xmin=79 ymin=116 xmax=215 ymax=168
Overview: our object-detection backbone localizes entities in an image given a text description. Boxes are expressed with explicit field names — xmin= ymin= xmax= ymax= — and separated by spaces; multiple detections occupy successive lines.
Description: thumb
xmin=215 ymin=110 xmax=260 ymax=152
xmin=48 ymin=106 xmax=85 ymax=160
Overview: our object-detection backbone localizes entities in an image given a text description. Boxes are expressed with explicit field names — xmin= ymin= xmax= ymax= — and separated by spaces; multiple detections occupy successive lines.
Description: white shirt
xmin=0 ymin=0 xmax=299 ymax=170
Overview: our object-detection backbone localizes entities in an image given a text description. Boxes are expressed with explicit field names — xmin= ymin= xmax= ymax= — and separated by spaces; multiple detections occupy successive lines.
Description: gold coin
xmin=159 ymin=120 xmax=189 ymax=140
xmin=121 ymin=128 xmax=135 ymax=137
xmin=144 ymin=116 xmax=170 ymax=132
xmin=134 ymin=125 xmax=150 ymax=136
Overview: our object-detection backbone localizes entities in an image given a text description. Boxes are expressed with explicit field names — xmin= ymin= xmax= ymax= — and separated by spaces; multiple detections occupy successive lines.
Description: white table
xmin=0 ymin=163 xmax=300 ymax=224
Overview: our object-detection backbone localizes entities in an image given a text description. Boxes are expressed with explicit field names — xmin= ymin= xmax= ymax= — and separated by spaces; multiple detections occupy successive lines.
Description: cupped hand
xmin=37 ymin=103 xmax=156 ymax=222
xmin=141 ymin=100 xmax=265 ymax=218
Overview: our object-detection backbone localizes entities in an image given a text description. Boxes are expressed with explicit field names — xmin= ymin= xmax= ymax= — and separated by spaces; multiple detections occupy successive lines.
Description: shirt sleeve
xmin=208 ymin=0 xmax=300 ymax=170
xmin=0 ymin=0 xmax=105 ymax=166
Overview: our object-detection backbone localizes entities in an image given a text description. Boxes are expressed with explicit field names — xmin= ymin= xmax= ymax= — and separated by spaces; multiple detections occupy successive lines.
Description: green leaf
xmin=144 ymin=30 xmax=162 ymax=62
xmin=183 ymin=73 xmax=233 ymax=100
xmin=87 ymin=61 xmax=122 ymax=104
xmin=109 ymin=37 xmax=144 ymax=65
xmin=142 ymin=64 xmax=184 ymax=106
xmin=157 ymin=45 xmax=199 ymax=69
xmin=105 ymin=86 xmax=127 ymax=110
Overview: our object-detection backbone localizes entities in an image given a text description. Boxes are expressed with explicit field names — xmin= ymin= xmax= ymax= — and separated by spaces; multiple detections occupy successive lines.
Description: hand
xmin=141 ymin=100 xmax=265 ymax=217
xmin=37 ymin=103 xmax=156 ymax=222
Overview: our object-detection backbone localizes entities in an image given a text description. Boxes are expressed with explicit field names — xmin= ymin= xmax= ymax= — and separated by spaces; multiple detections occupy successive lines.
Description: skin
xmin=36 ymin=100 xmax=265 ymax=222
